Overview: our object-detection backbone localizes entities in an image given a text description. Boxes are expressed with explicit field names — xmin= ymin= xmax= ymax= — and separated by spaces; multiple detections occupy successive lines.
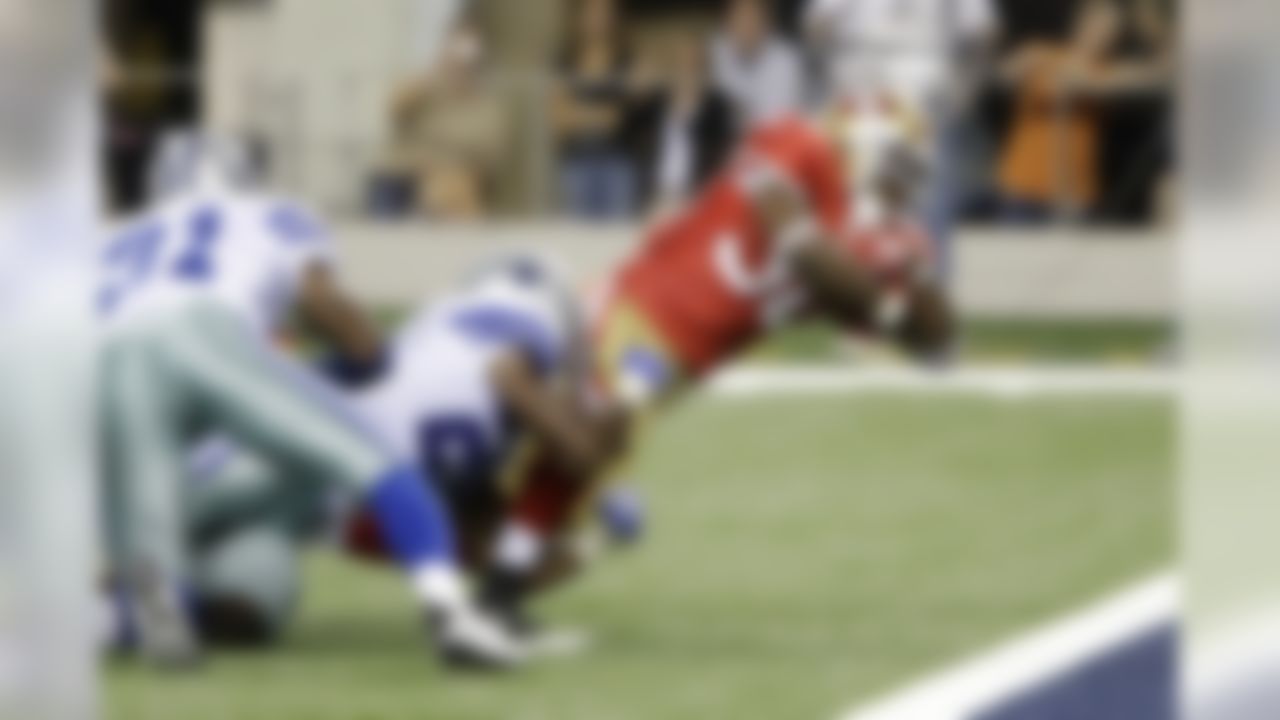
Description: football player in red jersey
xmin=463 ymin=99 xmax=956 ymax=637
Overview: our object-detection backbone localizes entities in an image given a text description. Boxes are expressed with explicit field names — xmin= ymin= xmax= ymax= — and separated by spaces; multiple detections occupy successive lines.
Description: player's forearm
xmin=791 ymin=236 xmax=955 ymax=361
xmin=312 ymin=297 xmax=383 ymax=364
xmin=522 ymin=404 xmax=616 ymax=480
xmin=298 ymin=265 xmax=385 ymax=371
xmin=493 ymin=355 xmax=617 ymax=480
xmin=790 ymin=241 xmax=880 ymax=328
xmin=754 ymin=181 xmax=876 ymax=326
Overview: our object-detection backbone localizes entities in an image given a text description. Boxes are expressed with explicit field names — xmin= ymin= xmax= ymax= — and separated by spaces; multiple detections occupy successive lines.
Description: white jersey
xmin=99 ymin=189 xmax=333 ymax=336
xmin=807 ymin=0 xmax=998 ymax=112
xmin=353 ymin=276 xmax=575 ymax=487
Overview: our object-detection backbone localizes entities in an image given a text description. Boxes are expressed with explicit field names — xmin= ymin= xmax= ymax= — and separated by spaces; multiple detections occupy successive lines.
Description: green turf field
xmin=108 ymin=392 xmax=1172 ymax=720
xmin=748 ymin=318 xmax=1173 ymax=364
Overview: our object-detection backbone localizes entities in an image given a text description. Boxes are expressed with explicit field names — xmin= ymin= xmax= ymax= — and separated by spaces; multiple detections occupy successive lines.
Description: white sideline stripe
xmin=706 ymin=367 xmax=1175 ymax=399
xmin=836 ymin=573 xmax=1179 ymax=720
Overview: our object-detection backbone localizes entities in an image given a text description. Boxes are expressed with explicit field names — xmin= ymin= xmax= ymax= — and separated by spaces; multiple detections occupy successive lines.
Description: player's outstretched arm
xmin=491 ymin=350 xmax=628 ymax=481
xmin=296 ymin=263 xmax=388 ymax=384
xmin=755 ymin=184 xmax=956 ymax=362
xmin=792 ymin=240 xmax=955 ymax=362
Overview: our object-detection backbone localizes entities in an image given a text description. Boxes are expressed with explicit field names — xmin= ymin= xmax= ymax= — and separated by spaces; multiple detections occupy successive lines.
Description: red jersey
xmin=612 ymin=115 xmax=850 ymax=376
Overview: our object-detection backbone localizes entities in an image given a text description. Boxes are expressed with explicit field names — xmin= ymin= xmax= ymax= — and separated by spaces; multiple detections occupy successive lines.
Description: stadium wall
xmin=331 ymin=223 xmax=1174 ymax=320
xmin=204 ymin=0 xmax=464 ymax=210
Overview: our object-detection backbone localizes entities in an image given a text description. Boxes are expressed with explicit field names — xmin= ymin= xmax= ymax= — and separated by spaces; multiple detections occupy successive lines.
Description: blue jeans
xmin=559 ymin=152 xmax=637 ymax=220
xmin=999 ymin=196 xmax=1056 ymax=225
xmin=921 ymin=119 xmax=958 ymax=282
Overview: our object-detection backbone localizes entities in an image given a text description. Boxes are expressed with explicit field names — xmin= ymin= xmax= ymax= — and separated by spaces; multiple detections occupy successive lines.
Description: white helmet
xmin=147 ymin=130 xmax=261 ymax=202
xmin=461 ymin=252 xmax=586 ymax=374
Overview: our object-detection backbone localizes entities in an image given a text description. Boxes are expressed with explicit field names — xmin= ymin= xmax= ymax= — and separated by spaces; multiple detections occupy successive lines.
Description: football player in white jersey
xmin=98 ymin=134 xmax=524 ymax=670
xmin=180 ymin=253 xmax=623 ymax=649
xmin=354 ymin=254 xmax=622 ymax=533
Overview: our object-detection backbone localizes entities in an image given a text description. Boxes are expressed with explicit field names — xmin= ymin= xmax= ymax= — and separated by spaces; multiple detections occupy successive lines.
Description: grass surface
xmin=108 ymin=393 xmax=1172 ymax=720
xmin=749 ymin=318 xmax=1173 ymax=364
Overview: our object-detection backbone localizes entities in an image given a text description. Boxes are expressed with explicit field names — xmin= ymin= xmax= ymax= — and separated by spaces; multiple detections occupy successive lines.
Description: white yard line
xmin=706 ymin=366 xmax=1176 ymax=400
xmin=835 ymin=573 xmax=1179 ymax=720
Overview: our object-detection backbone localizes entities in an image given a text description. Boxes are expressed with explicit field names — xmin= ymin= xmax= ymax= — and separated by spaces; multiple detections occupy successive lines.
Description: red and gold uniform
xmin=592 ymin=114 xmax=852 ymax=409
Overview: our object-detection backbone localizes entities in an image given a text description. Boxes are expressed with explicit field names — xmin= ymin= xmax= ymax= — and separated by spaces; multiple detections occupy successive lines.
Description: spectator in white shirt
xmin=711 ymin=0 xmax=806 ymax=131
xmin=805 ymin=0 xmax=1001 ymax=279
xmin=805 ymin=0 xmax=999 ymax=110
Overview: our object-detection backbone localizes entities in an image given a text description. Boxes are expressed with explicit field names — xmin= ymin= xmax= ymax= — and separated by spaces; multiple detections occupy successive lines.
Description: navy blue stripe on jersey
xmin=451 ymin=305 xmax=561 ymax=373
xmin=416 ymin=413 xmax=499 ymax=492
xmin=172 ymin=206 xmax=223 ymax=281
xmin=317 ymin=347 xmax=391 ymax=388
xmin=267 ymin=204 xmax=325 ymax=244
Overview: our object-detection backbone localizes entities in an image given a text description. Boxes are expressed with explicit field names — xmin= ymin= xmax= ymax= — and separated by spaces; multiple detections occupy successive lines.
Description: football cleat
xmin=428 ymin=601 xmax=528 ymax=671
xmin=126 ymin=567 xmax=204 ymax=671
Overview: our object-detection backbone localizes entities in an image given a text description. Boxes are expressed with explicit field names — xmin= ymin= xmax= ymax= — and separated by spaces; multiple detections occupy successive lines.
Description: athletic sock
xmin=492 ymin=521 xmax=543 ymax=575
xmin=480 ymin=521 xmax=545 ymax=631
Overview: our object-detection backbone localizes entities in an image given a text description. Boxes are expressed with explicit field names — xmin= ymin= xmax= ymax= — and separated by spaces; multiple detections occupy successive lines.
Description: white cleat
xmin=128 ymin=569 xmax=203 ymax=671
xmin=431 ymin=602 xmax=528 ymax=671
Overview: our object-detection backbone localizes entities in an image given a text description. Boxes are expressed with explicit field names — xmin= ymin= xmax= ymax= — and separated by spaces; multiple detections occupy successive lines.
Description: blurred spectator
xmin=551 ymin=0 xmax=646 ymax=220
xmin=103 ymin=1 xmax=201 ymax=215
xmin=804 ymin=0 xmax=1001 ymax=276
xmin=1099 ymin=0 xmax=1177 ymax=225
xmin=711 ymin=0 xmax=806 ymax=131
xmin=995 ymin=0 xmax=1171 ymax=224
xmin=804 ymin=0 xmax=999 ymax=109
xmin=632 ymin=32 xmax=734 ymax=213
xmin=374 ymin=18 xmax=509 ymax=220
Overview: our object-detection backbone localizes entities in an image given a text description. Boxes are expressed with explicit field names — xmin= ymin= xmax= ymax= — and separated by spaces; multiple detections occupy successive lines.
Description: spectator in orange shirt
xmin=995 ymin=0 xmax=1168 ymax=223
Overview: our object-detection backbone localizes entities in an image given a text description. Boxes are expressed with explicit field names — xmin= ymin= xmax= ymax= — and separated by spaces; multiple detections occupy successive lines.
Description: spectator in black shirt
xmin=633 ymin=32 xmax=735 ymax=214
xmin=550 ymin=0 xmax=647 ymax=220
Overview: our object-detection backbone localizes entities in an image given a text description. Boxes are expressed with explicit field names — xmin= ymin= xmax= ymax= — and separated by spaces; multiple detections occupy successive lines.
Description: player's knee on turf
xmin=191 ymin=527 xmax=300 ymax=648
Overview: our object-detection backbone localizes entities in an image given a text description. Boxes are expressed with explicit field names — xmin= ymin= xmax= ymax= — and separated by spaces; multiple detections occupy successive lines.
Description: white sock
xmin=411 ymin=564 xmax=467 ymax=613
xmin=492 ymin=521 xmax=544 ymax=575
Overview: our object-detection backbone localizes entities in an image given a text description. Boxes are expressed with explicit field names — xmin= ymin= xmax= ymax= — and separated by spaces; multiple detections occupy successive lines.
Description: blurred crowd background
xmin=102 ymin=0 xmax=1175 ymax=232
